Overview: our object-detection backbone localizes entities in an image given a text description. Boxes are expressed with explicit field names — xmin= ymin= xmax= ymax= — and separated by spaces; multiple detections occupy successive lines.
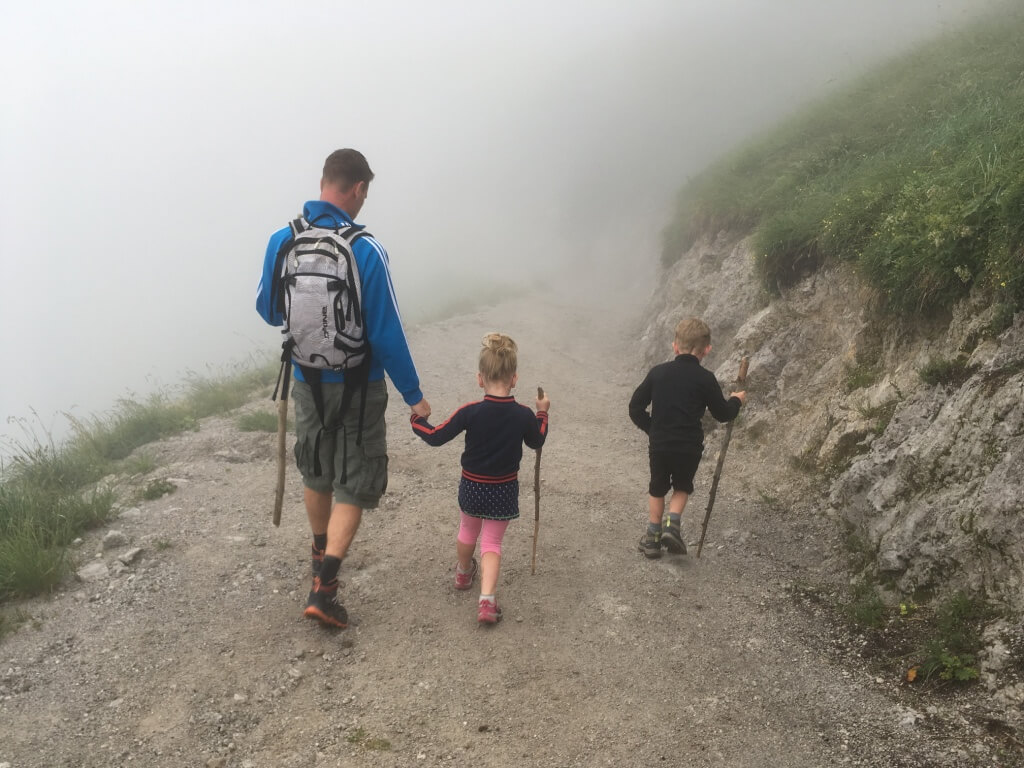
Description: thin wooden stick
xmin=531 ymin=387 xmax=545 ymax=575
xmin=273 ymin=397 xmax=288 ymax=527
xmin=272 ymin=364 xmax=290 ymax=527
xmin=697 ymin=357 xmax=748 ymax=558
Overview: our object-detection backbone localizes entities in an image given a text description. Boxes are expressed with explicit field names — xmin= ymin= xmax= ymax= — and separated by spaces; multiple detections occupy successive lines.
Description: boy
xmin=628 ymin=317 xmax=747 ymax=558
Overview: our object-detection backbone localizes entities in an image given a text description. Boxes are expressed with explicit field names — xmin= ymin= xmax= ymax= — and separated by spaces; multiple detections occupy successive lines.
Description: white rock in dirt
xmin=77 ymin=562 xmax=109 ymax=582
xmin=102 ymin=530 xmax=128 ymax=549
xmin=118 ymin=548 xmax=143 ymax=565
xmin=897 ymin=707 xmax=923 ymax=730
xmin=121 ymin=507 xmax=142 ymax=519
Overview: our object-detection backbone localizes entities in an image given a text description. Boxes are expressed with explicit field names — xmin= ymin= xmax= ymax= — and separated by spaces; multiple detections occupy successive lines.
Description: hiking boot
xmin=454 ymin=558 xmax=478 ymax=590
xmin=304 ymin=589 xmax=348 ymax=629
xmin=637 ymin=532 xmax=663 ymax=559
xmin=311 ymin=552 xmax=324 ymax=579
xmin=478 ymin=598 xmax=502 ymax=624
xmin=661 ymin=525 xmax=687 ymax=555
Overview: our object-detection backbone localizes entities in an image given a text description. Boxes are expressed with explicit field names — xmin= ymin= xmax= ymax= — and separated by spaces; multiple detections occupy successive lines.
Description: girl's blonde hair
xmin=479 ymin=332 xmax=518 ymax=383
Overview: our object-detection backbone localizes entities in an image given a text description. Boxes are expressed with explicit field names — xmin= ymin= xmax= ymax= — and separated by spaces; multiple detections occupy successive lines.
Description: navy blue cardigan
xmin=412 ymin=395 xmax=548 ymax=481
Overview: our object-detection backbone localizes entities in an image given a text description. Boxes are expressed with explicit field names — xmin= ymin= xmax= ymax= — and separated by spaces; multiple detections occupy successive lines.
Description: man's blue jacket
xmin=256 ymin=200 xmax=423 ymax=406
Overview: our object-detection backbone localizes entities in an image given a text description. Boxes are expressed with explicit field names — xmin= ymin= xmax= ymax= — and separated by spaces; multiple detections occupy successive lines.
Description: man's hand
xmin=730 ymin=391 xmax=747 ymax=405
xmin=411 ymin=398 xmax=431 ymax=419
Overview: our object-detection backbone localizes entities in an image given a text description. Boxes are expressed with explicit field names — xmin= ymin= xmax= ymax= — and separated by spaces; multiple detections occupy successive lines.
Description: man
xmin=256 ymin=148 xmax=430 ymax=628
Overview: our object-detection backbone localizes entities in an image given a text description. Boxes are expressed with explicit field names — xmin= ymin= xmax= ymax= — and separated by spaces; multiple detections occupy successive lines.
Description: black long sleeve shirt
xmin=411 ymin=395 xmax=548 ymax=480
xmin=629 ymin=354 xmax=741 ymax=455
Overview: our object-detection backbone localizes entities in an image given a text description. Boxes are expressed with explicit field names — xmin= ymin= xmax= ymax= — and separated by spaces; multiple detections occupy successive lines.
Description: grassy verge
xmin=0 ymin=360 xmax=277 ymax=602
xmin=663 ymin=3 xmax=1024 ymax=317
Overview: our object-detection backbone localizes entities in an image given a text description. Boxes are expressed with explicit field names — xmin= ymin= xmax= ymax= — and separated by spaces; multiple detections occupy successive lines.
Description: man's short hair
xmin=675 ymin=317 xmax=711 ymax=352
xmin=322 ymin=149 xmax=375 ymax=190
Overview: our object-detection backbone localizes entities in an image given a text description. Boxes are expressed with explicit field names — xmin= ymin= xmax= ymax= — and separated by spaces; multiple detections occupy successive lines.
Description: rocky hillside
xmin=640 ymin=230 xmax=1024 ymax=721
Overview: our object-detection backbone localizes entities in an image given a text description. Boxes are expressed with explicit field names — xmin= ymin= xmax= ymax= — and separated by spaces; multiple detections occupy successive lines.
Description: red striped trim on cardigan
xmin=462 ymin=469 xmax=518 ymax=484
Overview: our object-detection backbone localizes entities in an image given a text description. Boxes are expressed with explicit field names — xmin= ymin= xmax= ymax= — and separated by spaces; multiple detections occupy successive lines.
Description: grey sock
xmin=647 ymin=522 xmax=662 ymax=537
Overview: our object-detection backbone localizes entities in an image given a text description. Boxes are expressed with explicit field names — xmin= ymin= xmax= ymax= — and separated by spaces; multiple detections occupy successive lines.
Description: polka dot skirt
xmin=458 ymin=478 xmax=520 ymax=520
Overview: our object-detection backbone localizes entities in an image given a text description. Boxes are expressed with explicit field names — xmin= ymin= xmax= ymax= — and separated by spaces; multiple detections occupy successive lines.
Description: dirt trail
xmin=0 ymin=290 xmax=1006 ymax=767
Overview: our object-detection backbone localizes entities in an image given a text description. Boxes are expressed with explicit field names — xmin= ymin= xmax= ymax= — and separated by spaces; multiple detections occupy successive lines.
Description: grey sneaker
xmin=662 ymin=525 xmax=687 ymax=555
xmin=637 ymin=532 xmax=663 ymax=559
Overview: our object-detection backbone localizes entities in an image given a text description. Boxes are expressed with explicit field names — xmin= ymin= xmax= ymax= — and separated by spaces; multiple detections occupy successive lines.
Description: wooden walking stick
xmin=697 ymin=356 xmax=748 ymax=558
xmin=531 ymin=386 xmax=545 ymax=575
xmin=273 ymin=395 xmax=288 ymax=527
xmin=271 ymin=353 xmax=293 ymax=528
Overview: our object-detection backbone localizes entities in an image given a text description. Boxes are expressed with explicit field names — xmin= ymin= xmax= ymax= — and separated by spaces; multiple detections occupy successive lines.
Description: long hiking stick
xmin=697 ymin=356 xmax=748 ymax=558
xmin=531 ymin=387 xmax=545 ymax=575
xmin=272 ymin=359 xmax=293 ymax=528
xmin=273 ymin=396 xmax=288 ymax=527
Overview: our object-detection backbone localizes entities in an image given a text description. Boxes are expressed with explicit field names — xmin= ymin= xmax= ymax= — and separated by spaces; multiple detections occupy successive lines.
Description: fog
xmin=0 ymin=0 xmax=994 ymax=446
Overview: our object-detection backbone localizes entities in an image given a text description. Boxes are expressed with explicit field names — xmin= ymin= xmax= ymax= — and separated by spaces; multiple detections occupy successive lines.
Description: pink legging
xmin=457 ymin=512 xmax=510 ymax=555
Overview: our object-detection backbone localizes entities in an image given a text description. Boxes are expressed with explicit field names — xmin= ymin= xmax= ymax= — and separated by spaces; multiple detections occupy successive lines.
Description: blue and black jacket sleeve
xmin=524 ymin=409 xmax=549 ymax=451
xmin=411 ymin=406 xmax=470 ymax=447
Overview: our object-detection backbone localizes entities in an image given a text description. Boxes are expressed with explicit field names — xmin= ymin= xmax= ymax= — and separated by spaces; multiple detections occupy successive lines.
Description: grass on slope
xmin=663 ymin=5 xmax=1024 ymax=318
xmin=0 ymin=361 xmax=278 ymax=602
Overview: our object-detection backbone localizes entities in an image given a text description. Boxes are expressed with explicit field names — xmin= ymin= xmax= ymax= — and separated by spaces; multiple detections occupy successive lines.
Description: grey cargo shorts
xmin=291 ymin=378 xmax=389 ymax=508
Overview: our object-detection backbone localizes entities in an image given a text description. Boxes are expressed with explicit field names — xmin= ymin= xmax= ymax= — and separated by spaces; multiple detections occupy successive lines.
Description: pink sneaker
xmin=477 ymin=598 xmax=502 ymax=624
xmin=454 ymin=558 xmax=477 ymax=590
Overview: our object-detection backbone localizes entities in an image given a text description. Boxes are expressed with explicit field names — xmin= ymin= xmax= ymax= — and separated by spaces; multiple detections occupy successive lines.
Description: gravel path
xmin=0 ymin=289 xmax=1012 ymax=767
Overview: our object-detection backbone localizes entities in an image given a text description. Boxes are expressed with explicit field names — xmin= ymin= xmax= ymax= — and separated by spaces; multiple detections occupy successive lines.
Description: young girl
xmin=411 ymin=333 xmax=550 ymax=624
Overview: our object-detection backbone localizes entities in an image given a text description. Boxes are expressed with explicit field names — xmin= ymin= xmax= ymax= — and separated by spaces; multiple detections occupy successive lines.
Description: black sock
xmin=312 ymin=533 xmax=327 ymax=556
xmin=318 ymin=555 xmax=342 ymax=590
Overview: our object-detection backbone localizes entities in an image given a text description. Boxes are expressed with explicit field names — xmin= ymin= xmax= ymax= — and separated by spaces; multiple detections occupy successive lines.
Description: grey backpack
xmin=278 ymin=217 xmax=369 ymax=371
xmin=271 ymin=217 xmax=373 ymax=480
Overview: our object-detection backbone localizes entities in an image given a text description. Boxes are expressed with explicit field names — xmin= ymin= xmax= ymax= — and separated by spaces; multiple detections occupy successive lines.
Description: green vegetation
xmin=345 ymin=727 xmax=392 ymax=751
xmin=237 ymin=411 xmax=281 ymax=433
xmin=915 ymin=592 xmax=992 ymax=684
xmin=844 ymin=362 xmax=880 ymax=393
xmin=0 ymin=608 xmax=33 ymax=642
xmin=120 ymin=451 xmax=157 ymax=476
xmin=663 ymin=5 xmax=1024 ymax=317
xmin=918 ymin=354 xmax=978 ymax=386
xmin=841 ymin=578 xmax=994 ymax=689
xmin=845 ymin=582 xmax=887 ymax=629
xmin=0 ymin=360 xmax=276 ymax=603
xmin=139 ymin=479 xmax=177 ymax=501
xmin=856 ymin=400 xmax=899 ymax=436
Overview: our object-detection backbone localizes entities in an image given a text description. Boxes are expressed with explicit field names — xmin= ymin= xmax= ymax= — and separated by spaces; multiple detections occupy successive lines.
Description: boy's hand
xmin=536 ymin=392 xmax=550 ymax=412
xmin=730 ymin=390 xmax=747 ymax=405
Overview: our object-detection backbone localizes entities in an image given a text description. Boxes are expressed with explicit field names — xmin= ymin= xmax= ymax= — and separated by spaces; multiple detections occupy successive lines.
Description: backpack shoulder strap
xmin=335 ymin=226 xmax=372 ymax=245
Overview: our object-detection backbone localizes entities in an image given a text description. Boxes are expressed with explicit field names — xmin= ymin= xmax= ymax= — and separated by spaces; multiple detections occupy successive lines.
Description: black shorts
xmin=648 ymin=451 xmax=701 ymax=497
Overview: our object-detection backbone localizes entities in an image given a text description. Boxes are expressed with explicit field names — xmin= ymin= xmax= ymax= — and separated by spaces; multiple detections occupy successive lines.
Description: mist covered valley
xmin=0 ymin=0 xmax=993 ymax=451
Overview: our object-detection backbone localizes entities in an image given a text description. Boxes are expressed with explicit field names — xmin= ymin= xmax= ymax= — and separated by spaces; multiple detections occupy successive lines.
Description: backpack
xmin=271 ymin=216 xmax=373 ymax=479
xmin=278 ymin=216 xmax=370 ymax=371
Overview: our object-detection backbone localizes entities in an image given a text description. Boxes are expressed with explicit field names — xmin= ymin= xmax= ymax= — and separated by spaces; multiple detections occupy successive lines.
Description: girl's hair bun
xmin=479 ymin=333 xmax=518 ymax=381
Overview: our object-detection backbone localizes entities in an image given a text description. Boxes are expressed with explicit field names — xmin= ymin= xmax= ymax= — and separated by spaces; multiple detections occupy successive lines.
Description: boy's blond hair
xmin=479 ymin=333 xmax=518 ymax=383
xmin=675 ymin=317 xmax=711 ymax=353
